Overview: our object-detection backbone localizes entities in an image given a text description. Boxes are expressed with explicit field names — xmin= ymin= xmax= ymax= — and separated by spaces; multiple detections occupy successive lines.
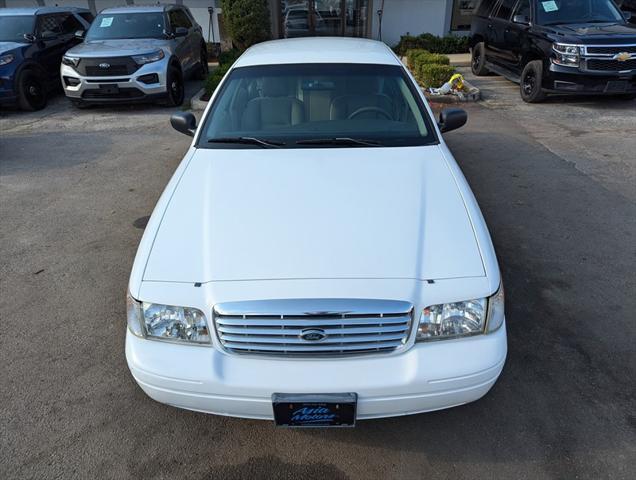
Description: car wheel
xmin=17 ymin=70 xmax=47 ymax=111
xmin=471 ymin=42 xmax=489 ymax=76
xmin=196 ymin=47 xmax=209 ymax=80
xmin=520 ymin=60 xmax=547 ymax=103
xmin=165 ymin=66 xmax=184 ymax=107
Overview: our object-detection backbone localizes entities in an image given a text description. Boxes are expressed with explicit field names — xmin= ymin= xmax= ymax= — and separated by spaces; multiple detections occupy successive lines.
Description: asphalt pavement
xmin=1 ymin=86 xmax=635 ymax=479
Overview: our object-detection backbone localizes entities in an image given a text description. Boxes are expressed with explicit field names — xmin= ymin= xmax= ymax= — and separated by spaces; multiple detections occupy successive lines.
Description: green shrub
xmin=205 ymin=63 xmax=231 ymax=97
xmin=406 ymin=48 xmax=428 ymax=69
xmin=220 ymin=0 xmax=271 ymax=50
xmin=395 ymin=34 xmax=469 ymax=56
xmin=418 ymin=64 xmax=457 ymax=88
xmin=413 ymin=52 xmax=450 ymax=69
xmin=218 ymin=48 xmax=242 ymax=66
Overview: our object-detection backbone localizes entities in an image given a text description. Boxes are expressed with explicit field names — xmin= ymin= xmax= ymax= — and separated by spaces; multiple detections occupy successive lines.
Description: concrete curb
xmin=190 ymin=88 xmax=208 ymax=111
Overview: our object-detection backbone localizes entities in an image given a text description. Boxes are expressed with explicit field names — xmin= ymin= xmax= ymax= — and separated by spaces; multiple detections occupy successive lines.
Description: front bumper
xmin=60 ymin=61 xmax=168 ymax=104
xmin=546 ymin=63 xmax=636 ymax=94
xmin=126 ymin=322 xmax=507 ymax=420
xmin=0 ymin=69 xmax=17 ymax=105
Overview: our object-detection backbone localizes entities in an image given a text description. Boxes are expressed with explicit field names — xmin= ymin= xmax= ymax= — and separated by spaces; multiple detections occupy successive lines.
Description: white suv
xmin=126 ymin=38 xmax=507 ymax=427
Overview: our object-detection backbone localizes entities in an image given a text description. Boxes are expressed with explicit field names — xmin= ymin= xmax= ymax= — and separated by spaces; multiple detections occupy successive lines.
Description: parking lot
xmin=1 ymin=86 xmax=635 ymax=479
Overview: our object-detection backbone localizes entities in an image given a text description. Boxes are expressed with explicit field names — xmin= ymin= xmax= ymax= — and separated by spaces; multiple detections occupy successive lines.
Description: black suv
xmin=470 ymin=0 xmax=636 ymax=102
xmin=0 ymin=7 xmax=93 ymax=110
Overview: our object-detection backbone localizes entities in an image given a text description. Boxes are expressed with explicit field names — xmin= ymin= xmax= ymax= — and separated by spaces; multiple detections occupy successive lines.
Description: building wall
xmin=2 ymin=0 xmax=224 ymax=44
xmin=370 ymin=0 xmax=451 ymax=46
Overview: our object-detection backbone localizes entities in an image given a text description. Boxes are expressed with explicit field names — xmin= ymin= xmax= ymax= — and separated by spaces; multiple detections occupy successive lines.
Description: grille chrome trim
xmin=213 ymin=299 xmax=413 ymax=357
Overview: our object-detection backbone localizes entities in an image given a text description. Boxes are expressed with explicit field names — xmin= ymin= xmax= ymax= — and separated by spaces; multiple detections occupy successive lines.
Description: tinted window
xmin=169 ymin=9 xmax=192 ymax=29
xmin=79 ymin=12 xmax=95 ymax=23
xmin=494 ymin=0 xmax=517 ymax=19
xmin=37 ymin=14 xmax=63 ymax=36
xmin=86 ymin=12 xmax=166 ymax=40
xmin=476 ymin=0 xmax=497 ymax=16
xmin=0 ymin=15 xmax=34 ymax=42
xmin=198 ymin=63 xmax=438 ymax=149
xmin=513 ymin=0 xmax=531 ymax=17
xmin=58 ymin=14 xmax=83 ymax=35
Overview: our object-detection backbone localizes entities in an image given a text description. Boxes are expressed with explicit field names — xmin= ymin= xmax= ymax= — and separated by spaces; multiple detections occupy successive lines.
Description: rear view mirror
xmin=174 ymin=27 xmax=188 ymax=38
xmin=438 ymin=108 xmax=467 ymax=134
xmin=74 ymin=30 xmax=85 ymax=39
xmin=513 ymin=14 xmax=530 ymax=25
xmin=171 ymin=112 xmax=197 ymax=137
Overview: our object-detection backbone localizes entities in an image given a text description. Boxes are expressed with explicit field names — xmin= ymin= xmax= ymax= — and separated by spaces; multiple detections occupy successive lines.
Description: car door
xmin=486 ymin=0 xmax=518 ymax=68
xmin=168 ymin=8 xmax=193 ymax=71
xmin=504 ymin=0 xmax=532 ymax=74
xmin=57 ymin=13 xmax=85 ymax=52
xmin=33 ymin=14 xmax=68 ymax=80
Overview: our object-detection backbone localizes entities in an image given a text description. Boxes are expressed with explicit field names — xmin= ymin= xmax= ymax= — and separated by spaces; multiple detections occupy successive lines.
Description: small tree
xmin=220 ymin=0 xmax=271 ymax=51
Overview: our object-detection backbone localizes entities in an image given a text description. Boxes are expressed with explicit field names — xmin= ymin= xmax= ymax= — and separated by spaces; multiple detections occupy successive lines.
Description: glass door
xmin=280 ymin=0 xmax=368 ymax=38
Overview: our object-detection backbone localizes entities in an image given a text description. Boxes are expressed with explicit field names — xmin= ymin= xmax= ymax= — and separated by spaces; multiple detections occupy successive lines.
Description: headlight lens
xmin=62 ymin=55 xmax=80 ymax=67
xmin=552 ymin=43 xmax=580 ymax=67
xmin=417 ymin=284 xmax=504 ymax=341
xmin=0 ymin=54 xmax=15 ymax=66
xmin=132 ymin=49 xmax=165 ymax=65
xmin=126 ymin=292 xmax=211 ymax=344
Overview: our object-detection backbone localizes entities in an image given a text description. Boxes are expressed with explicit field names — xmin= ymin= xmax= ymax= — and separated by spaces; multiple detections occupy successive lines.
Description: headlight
xmin=417 ymin=284 xmax=504 ymax=341
xmin=0 ymin=54 xmax=15 ymax=66
xmin=126 ymin=292 xmax=211 ymax=344
xmin=62 ymin=55 xmax=80 ymax=67
xmin=132 ymin=49 xmax=165 ymax=65
xmin=552 ymin=43 xmax=581 ymax=67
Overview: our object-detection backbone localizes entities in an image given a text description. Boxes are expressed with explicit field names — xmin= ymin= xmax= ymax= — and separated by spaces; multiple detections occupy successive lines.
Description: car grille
xmin=82 ymin=88 xmax=144 ymax=99
xmin=213 ymin=299 xmax=413 ymax=357
xmin=585 ymin=45 xmax=636 ymax=55
xmin=76 ymin=57 xmax=140 ymax=77
xmin=586 ymin=59 xmax=636 ymax=71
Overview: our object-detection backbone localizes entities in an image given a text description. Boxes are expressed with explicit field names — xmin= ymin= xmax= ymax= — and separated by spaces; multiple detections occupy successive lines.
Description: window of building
xmin=451 ymin=0 xmax=481 ymax=31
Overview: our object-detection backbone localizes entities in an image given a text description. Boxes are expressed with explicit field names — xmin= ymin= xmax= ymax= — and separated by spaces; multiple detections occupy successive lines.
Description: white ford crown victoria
xmin=126 ymin=37 xmax=507 ymax=427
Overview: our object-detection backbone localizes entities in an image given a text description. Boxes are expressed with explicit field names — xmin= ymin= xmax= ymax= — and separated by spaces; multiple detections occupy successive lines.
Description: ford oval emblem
xmin=99 ymin=62 xmax=110 ymax=68
xmin=299 ymin=328 xmax=327 ymax=342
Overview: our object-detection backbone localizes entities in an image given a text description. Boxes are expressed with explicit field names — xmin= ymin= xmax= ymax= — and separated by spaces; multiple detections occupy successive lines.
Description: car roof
xmin=100 ymin=4 xmax=179 ymax=14
xmin=234 ymin=37 xmax=402 ymax=68
xmin=0 ymin=7 xmax=90 ymax=16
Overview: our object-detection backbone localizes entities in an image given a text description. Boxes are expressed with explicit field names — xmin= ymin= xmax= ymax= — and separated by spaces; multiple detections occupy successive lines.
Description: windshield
xmin=535 ymin=0 xmax=624 ymax=25
xmin=198 ymin=63 xmax=437 ymax=149
xmin=86 ymin=12 xmax=166 ymax=40
xmin=0 ymin=16 xmax=34 ymax=42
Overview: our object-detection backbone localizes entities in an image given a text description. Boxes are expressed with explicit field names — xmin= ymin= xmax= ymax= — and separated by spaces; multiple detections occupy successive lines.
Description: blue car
xmin=0 ymin=7 xmax=93 ymax=110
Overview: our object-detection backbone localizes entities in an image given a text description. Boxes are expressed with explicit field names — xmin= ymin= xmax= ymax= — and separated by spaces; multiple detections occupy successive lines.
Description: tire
xmin=17 ymin=70 xmax=47 ymax=111
xmin=195 ymin=46 xmax=209 ymax=81
xmin=520 ymin=60 xmax=547 ymax=103
xmin=165 ymin=66 xmax=184 ymax=107
xmin=471 ymin=42 xmax=489 ymax=76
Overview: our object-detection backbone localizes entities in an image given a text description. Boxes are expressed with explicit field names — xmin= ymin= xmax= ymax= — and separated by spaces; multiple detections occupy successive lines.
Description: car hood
xmin=66 ymin=39 xmax=169 ymax=57
xmin=544 ymin=22 xmax=636 ymax=44
xmin=142 ymin=146 xmax=485 ymax=283
xmin=0 ymin=41 xmax=27 ymax=56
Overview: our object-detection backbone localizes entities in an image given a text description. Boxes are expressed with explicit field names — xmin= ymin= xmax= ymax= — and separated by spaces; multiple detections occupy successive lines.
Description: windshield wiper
xmin=295 ymin=137 xmax=383 ymax=147
xmin=207 ymin=137 xmax=284 ymax=148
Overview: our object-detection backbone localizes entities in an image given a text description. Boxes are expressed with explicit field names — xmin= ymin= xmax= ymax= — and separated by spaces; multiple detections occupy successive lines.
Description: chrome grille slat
xmin=213 ymin=299 xmax=413 ymax=357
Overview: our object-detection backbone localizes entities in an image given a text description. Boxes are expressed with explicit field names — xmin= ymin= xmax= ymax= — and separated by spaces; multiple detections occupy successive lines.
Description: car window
xmin=37 ymin=14 xmax=63 ymax=37
xmin=476 ymin=0 xmax=497 ymax=16
xmin=535 ymin=0 xmax=624 ymax=25
xmin=85 ymin=12 xmax=166 ymax=40
xmin=169 ymin=9 xmax=192 ymax=30
xmin=494 ymin=0 xmax=517 ymax=19
xmin=513 ymin=0 xmax=531 ymax=18
xmin=57 ymin=13 xmax=83 ymax=35
xmin=198 ymin=63 xmax=438 ymax=149
xmin=0 ymin=15 xmax=34 ymax=42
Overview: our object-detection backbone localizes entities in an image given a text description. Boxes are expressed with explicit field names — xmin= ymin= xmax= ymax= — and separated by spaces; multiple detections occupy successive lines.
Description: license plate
xmin=272 ymin=393 xmax=357 ymax=427
xmin=98 ymin=84 xmax=119 ymax=94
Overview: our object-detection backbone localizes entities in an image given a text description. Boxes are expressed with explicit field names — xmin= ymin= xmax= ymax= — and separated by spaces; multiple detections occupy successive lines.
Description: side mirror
xmin=171 ymin=112 xmax=197 ymax=137
xmin=438 ymin=108 xmax=467 ymax=133
xmin=23 ymin=33 xmax=37 ymax=43
xmin=174 ymin=27 xmax=188 ymax=37
xmin=74 ymin=30 xmax=85 ymax=39
xmin=513 ymin=14 xmax=530 ymax=25
xmin=623 ymin=11 xmax=632 ymax=21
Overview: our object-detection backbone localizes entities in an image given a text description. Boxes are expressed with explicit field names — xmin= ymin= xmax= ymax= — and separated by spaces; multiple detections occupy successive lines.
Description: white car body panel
xmin=126 ymin=37 xmax=507 ymax=421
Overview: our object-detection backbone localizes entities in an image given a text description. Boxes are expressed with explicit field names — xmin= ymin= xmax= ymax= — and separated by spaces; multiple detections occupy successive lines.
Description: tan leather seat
xmin=241 ymin=78 xmax=305 ymax=131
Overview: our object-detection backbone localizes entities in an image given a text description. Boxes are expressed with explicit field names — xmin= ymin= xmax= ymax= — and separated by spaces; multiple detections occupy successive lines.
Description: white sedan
xmin=126 ymin=37 xmax=507 ymax=427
